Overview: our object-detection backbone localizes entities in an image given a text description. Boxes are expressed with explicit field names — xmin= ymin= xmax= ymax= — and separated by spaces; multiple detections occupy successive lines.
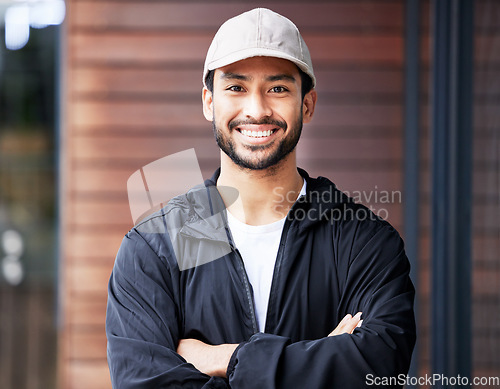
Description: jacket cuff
xmin=226 ymin=341 xmax=248 ymax=378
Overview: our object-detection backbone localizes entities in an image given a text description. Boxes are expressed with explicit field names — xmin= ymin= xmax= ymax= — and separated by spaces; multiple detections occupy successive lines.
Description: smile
xmin=239 ymin=129 xmax=276 ymax=138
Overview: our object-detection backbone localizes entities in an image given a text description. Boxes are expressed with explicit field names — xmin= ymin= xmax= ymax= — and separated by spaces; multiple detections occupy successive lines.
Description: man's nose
xmin=244 ymin=92 xmax=272 ymax=120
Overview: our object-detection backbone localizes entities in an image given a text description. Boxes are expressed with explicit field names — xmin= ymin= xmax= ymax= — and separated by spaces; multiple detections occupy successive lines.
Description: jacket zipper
xmin=221 ymin=209 xmax=259 ymax=335
xmin=264 ymin=217 xmax=292 ymax=333
xmin=234 ymin=248 xmax=259 ymax=334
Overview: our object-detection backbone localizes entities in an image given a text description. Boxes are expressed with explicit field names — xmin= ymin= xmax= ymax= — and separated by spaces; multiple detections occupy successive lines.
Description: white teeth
xmin=241 ymin=129 xmax=274 ymax=138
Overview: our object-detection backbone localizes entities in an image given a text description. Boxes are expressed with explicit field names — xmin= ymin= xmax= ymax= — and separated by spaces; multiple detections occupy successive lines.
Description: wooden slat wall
xmin=472 ymin=0 xmax=500 ymax=383
xmin=59 ymin=1 xmax=408 ymax=388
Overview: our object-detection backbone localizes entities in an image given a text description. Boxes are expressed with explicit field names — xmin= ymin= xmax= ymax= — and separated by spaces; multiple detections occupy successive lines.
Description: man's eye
xmin=227 ymin=86 xmax=244 ymax=92
xmin=270 ymin=86 xmax=288 ymax=93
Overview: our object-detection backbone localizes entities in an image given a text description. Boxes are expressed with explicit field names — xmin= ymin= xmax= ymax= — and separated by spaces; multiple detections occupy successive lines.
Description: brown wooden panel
xmin=475 ymin=69 xmax=500 ymax=98
xmin=67 ymin=231 xmax=123 ymax=262
xmin=71 ymin=100 xmax=206 ymax=128
xmin=292 ymin=34 xmax=403 ymax=64
xmin=72 ymin=100 xmax=402 ymax=128
xmin=298 ymin=150 xmax=402 ymax=168
xmin=299 ymin=136 xmax=403 ymax=161
xmin=315 ymin=69 xmax=403 ymax=95
xmin=67 ymin=296 xmax=107 ymax=328
xmin=72 ymin=32 xmax=211 ymax=64
xmin=473 ymin=334 xmax=500 ymax=369
xmin=421 ymin=33 xmax=431 ymax=65
xmin=473 ymin=299 xmax=500 ymax=334
xmin=67 ymin=361 xmax=111 ymax=389
xmin=69 ymin=330 xmax=107 ymax=360
xmin=476 ymin=35 xmax=500 ymax=64
xmin=71 ymin=135 xmax=219 ymax=161
xmin=72 ymin=2 xmax=403 ymax=30
xmin=68 ymin=263 xmax=112 ymax=297
xmin=419 ymin=225 xmax=431 ymax=245
xmin=72 ymin=67 xmax=403 ymax=96
xmin=474 ymin=106 xmax=500 ymax=129
xmin=475 ymin=0 xmax=500 ymax=28
xmin=473 ymin=202 xmax=500 ymax=231
xmin=417 ymin=296 xmax=430 ymax=335
xmin=71 ymin=200 xmax=131 ymax=227
xmin=71 ymin=166 xmax=135 ymax=193
xmin=473 ymin=236 xmax=500 ymax=263
xmin=72 ymin=32 xmax=402 ymax=65
xmin=407 ymin=258 xmax=500 ymax=299
xmin=71 ymin=134 xmax=402 ymax=161
xmin=72 ymin=67 xmax=202 ymax=95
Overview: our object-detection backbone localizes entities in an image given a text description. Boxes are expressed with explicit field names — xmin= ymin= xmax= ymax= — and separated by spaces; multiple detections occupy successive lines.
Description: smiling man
xmin=106 ymin=8 xmax=416 ymax=389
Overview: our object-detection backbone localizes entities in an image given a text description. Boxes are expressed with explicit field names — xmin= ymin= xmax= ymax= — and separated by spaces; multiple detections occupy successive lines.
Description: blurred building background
xmin=0 ymin=0 xmax=498 ymax=388
xmin=0 ymin=1 xmax=59 ymax=387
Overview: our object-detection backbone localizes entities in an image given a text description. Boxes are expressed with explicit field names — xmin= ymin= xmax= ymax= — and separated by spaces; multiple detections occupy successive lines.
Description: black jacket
xmin=106 ymin=168 xmax=416 ymax=388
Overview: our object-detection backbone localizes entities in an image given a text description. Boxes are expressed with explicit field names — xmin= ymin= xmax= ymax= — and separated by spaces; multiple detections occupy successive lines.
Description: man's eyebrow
xmin=219 ymin=72 xmax=251 ymax=81
xmin=266 ymin=74 xmax=297 ymax=83
xmin=219 ymin=72 xmax=297 ymax=83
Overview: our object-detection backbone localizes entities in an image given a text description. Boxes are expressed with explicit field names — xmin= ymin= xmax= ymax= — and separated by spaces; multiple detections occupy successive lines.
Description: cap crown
xmin=203 ymin=8 xmax=315 ymax=87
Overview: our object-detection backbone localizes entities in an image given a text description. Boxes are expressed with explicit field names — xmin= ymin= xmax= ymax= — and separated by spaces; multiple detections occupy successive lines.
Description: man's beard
xmin=212 ymin=113 xmax=303 ymax=170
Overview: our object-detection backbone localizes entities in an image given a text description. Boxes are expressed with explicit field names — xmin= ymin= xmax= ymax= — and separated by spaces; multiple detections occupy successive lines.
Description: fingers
xmin=347 ymin=312 xmax=362 ymax=334
xmin=328 ymin=312 xmax=362 ymax=337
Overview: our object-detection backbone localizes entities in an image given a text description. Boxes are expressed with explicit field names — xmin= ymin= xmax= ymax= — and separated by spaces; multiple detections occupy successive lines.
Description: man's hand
xmin=177 ymin=338 xmax=238 ymax=378
xmin=177 ymin=312 xmax=361 ymax=377
xmin=328 ymin=312 xmax=362 ymax=336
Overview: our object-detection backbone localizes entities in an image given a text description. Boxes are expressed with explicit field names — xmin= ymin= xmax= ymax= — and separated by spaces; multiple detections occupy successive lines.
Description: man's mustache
xmin=229 ymin=118 xmax=287 ymax=131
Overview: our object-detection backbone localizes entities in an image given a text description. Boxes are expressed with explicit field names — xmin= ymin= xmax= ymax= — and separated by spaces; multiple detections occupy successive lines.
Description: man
xmin=106 ymin=8 xmax=415 ymax=388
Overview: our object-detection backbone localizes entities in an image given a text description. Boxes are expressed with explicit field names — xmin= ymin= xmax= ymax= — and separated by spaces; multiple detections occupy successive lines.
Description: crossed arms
xmin=106 ymin=220 xmax=415 ymax=388
xmin=177 ymin=312 xmax=363 ymax=378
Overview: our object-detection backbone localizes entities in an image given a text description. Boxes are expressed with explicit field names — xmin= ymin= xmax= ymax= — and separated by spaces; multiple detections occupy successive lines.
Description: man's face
xmin=202 ymin=57 xmax=315 ymax=170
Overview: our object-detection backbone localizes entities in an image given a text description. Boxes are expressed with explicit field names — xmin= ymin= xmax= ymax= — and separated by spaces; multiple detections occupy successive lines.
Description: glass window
xmin=0 ymin=21 xmax=59 ymax=388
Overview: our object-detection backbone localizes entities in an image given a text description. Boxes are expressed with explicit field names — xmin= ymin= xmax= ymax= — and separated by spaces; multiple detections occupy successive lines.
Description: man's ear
xmin=202 ymin=87 xmax=214 ymax=122
xmin=302 ymin=89 xmax=317 ymax=124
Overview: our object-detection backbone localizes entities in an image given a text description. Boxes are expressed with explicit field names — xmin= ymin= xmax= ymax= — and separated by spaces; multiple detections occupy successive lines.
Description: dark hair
xmin=204 ymin=65 xmax=314 ymax=99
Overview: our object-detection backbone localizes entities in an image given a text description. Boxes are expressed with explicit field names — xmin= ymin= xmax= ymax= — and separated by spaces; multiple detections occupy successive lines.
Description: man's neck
xmin=217 ymin=151 xmax=304 ymax=226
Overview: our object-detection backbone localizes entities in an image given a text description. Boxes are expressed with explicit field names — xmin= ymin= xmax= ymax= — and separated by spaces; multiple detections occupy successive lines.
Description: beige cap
xmin=203 ymin=8 xmax=316 ymax=87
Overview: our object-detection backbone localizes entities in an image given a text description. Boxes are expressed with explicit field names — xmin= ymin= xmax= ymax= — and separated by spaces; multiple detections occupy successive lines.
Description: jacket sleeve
xmin=106 ymin=229 xmax=230 ymax=389
xmin=227 ymin=223 xmax=416 ymax=389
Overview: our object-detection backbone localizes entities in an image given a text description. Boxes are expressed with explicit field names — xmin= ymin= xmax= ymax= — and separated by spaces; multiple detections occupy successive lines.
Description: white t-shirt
xmin=227 ymin=181 xmax=307 ymax=332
